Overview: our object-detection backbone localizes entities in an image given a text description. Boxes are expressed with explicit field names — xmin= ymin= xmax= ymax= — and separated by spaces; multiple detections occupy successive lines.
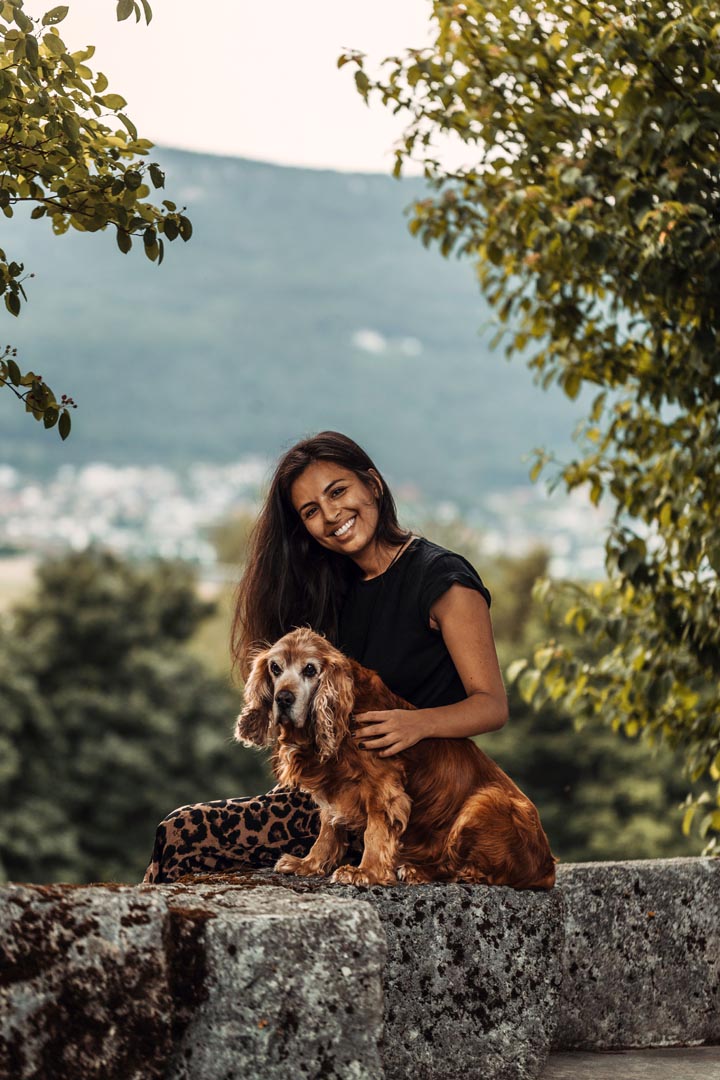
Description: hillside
xmin=2 ymin=148 xmax=596 ymax=509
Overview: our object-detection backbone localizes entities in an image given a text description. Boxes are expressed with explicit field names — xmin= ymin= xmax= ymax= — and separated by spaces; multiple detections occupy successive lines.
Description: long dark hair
xmin=231 ymin=431 xmax=410 ymax=680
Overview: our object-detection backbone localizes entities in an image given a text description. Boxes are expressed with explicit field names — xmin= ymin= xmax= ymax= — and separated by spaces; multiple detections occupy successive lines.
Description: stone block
xmin=553 ymin=857 xmax=720 ymax=1049
xmin=0 ymin=883 xmax=172 ymax=1080
xmin=0 ymin=881 xmax=385 ymax=1080
xmin=162 ymin=884 xmax=386 ymax=1080
xmin=209 ymin=870 xmax=565 ymax=1080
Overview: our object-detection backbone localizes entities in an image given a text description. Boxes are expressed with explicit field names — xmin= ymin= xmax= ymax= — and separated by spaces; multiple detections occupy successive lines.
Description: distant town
xmin=0 ymin=457 xmax=615 ymax=592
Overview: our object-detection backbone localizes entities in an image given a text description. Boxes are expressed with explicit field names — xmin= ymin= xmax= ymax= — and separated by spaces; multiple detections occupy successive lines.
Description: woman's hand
xmin=351 ymin=709 xmax=426 ymax=757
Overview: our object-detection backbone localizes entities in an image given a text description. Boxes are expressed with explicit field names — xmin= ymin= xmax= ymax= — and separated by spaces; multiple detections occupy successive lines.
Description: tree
xmin=0 ymin=548 xmax=270 ymax=884
xmin=0 ymin=0 xmax=192 ymax=437
xmin=342 ymin=0 xmax=720 ymax=850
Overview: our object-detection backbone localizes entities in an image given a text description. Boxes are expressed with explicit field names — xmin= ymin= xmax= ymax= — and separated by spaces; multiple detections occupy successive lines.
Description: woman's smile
xmin=330 ymin=515 xmax=356 ymax=539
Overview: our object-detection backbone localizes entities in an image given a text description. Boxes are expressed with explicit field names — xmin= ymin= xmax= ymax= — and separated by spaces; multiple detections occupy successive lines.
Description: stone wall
xmin=0 ymin=857 xmax=718 ymax=1080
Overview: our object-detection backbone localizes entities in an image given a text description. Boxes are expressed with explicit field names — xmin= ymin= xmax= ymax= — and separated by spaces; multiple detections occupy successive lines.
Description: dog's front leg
xmin=275 ymin=809 xmax=347 ymax=878
xmin=332 ymin=793 xmax=411 ymax=887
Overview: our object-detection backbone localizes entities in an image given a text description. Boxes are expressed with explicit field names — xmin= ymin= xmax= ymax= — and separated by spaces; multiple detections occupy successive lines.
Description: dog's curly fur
xmin=236 ymin=627 xmax=557 ymax=889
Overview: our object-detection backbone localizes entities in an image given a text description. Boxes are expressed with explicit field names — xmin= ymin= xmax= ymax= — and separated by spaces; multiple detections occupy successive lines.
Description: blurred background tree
xmin=0 ymin=547 xmax=269 ymax=884
xmin=343 ymin=0 xmax=720 ymax=852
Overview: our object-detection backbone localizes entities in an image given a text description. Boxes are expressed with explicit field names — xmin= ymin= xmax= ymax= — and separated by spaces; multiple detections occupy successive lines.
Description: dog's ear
xmin=311 ymin=655 xmax=355 ymax=763
xmin=235 ymin=648 xmax=275 ymax=748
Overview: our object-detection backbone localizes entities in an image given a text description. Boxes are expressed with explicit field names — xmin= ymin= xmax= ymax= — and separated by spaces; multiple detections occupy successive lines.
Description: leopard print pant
xmin=142 ymin=784 xmax=363 ymax=884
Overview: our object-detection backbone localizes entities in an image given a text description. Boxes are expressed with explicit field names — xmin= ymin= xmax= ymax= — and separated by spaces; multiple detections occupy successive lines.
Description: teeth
xmin=334 ymin=516 xmax=355 ymax=537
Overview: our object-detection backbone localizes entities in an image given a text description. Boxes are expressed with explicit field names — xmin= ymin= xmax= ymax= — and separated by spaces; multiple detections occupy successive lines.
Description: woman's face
xmin=290 ymin=461 xmax=382 ymax=559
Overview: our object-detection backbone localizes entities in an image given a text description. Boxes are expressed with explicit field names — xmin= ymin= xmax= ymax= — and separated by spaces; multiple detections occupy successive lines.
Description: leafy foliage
xmin=0 ymin=548 xmax=270 ymax=884
xmin=344 ymin=0 xmax=720 ymax=851
xmin=0 ymin=0 xmax=192 ymax=435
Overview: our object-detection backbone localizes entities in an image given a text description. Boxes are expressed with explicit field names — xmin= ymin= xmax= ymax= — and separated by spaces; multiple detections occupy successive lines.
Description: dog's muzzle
xmin=275 ymin=689 xmax=304 ymax=728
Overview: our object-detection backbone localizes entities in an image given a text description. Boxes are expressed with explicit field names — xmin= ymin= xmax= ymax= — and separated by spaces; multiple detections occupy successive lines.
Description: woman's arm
xmin=353 ymin=584 xmax=509 ymax=757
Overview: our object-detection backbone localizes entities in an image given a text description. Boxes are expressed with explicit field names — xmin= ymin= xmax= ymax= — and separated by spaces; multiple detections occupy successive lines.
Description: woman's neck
xmin=355 ymin=536 xmax=412 ymax=581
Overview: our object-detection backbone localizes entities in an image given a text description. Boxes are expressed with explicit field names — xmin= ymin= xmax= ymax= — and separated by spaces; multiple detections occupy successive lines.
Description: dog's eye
xmin=302 ymin=663 xmax=318 ymax=678
xmin=269 ymin=661 xmax=282 ymax=676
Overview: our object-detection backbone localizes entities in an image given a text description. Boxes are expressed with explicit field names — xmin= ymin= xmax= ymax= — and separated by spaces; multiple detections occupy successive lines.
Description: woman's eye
xmin=331 ymin=487 xmax=345 ymax=498
xmin=304 ymin=507 xmax=316 ymax=520
xmin=269 ymin=661 xmax=282 ymax=676
xmin=303 ymin=664 xmax=317 ymax=678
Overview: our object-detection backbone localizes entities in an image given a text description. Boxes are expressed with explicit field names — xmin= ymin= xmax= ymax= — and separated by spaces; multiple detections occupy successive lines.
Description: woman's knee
xmin=157 ymin=802 xmax=208 ymax=830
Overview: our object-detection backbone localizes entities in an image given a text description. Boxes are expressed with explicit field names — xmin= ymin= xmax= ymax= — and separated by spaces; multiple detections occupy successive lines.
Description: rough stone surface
xmin=553 ymin=857 xmax=720 ymax=1050
xmin=0 ymin=883 xmax=172 ymax=1080
xmin=206 ymin=869 xmax=565 ymax=1080
xmin=2 ymin=857 xmax=718 ymax=1080
xmin=0 ymin=881 xmax=384 ymax=1080
xmin=162 ymin=884 xmax=386 ymax=1080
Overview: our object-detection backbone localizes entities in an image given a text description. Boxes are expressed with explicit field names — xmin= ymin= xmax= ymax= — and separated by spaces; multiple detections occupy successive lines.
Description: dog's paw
xmin=274 ymin=854 xmax=325 ymax=877
xmin=396 ymin=864 xmax=433 ymax=885
xmin=453 ymin=866 xmax=492 ymax=885
xmin=331 ymin=864 xmax=396 ymax=887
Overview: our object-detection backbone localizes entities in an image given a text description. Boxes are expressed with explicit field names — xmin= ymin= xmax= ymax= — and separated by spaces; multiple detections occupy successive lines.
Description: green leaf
xmin=15 ymin=10 xmax=34 ymax=32
xmin=25 ymin=34 xmax=39 ymax=67
xmin=43 ymin=406 xmax=59 ymax=429
xmin=58 ymin=409 xmax=71 ymax=439
xmin=102 ymin=93 xmax=128 ymax=111
xmin=116 ymin=228 xmax=132 ymax=254
xmin=518 ymin=668 xmax=541 ymax=704
xmin=117 ymin=113 xmax=138 ymax=140
xmin=505 ymin=658 xmax=528 ymax=684
xmin=563 ymin=369 xmax=581 ymax=400
xmin=116 ymin=0 xmax=134 ymax=21
xmin=148 ymin=163 xmax=164 ymax=189
xmin=7 ymin=358 xmax=21 ymax=385
xmin=162 ymin=217 xmax=179 ymax=241
xmin=62 ymin=113 xmax=80 ymax=142
xmin=5 ymin=293 xmax=21 ymax=317
xmin=43 ymin=32 xmax=65 ymax=56
xmin=43 ymin=6 xmax=69 ymax=25
xmin=529 ymin=457 xmax=544 ymax=482
xmin=123 ymin=170 xmax=142 ymax=191
xmin=140 ymin=0 xmax=153 ymax=23
xmin=355 ymin=70 xmax=370 ymax=99
xmin=178 ymin=216 xmax=193 ymax=242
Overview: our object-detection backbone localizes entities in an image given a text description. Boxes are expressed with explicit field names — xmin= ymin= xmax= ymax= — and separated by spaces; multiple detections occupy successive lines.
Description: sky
xmin=45 ymin=0 xmax=455 ymax=174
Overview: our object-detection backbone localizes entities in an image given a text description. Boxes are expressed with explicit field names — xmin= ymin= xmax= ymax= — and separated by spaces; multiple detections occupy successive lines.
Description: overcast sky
xmin=43 ymin=0 xmax=454 ymax=174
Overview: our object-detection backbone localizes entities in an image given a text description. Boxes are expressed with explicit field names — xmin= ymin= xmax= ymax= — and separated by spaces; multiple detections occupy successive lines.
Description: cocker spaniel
xmin=236 ymin=627 xmax=557 ymax=889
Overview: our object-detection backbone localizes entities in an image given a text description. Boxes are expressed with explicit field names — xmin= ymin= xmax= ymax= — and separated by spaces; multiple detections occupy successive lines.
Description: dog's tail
xmin=445 ymin=785 xmax=557 ymax=890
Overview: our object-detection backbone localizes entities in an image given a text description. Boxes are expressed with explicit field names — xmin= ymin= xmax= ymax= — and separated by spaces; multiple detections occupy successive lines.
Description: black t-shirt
xmin=337 ymin=536 xmax=491 ymax=709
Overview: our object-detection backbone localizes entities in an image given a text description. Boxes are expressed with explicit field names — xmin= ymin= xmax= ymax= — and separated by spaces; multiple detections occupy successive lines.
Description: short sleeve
xmin=418 ymin=552 xmax=492 ymax=624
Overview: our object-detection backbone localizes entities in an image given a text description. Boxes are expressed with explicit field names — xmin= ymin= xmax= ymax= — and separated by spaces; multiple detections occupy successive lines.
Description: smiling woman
xmin=142 ymin=431 xmax=508 ymax=885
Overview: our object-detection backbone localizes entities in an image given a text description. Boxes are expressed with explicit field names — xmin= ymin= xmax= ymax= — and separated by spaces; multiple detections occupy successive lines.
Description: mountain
xmin=2 ymin=147 xmax=597 ymax=511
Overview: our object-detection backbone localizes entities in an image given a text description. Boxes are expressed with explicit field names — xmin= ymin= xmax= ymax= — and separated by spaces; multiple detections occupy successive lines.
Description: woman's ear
xmin=235 ymin=649 xmax=275 ymax=747
xmin=367 ymin=468 xmax=383 ymax=502
xmin=311 ymin=657 xmax=355 ymax=763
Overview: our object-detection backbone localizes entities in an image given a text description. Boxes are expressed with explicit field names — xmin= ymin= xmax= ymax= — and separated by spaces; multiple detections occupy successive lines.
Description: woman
xmin=143 ymin=431 xmax=508 ymax=883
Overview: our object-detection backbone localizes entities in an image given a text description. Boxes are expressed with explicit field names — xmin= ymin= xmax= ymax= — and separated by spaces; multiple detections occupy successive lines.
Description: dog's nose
xmin=275 ymin=689 xmax=295 ymax=710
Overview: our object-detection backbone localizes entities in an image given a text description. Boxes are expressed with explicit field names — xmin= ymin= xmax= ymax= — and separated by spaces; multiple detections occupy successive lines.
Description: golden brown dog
xmin=236 ymin=627 xmax=557 ymax=889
